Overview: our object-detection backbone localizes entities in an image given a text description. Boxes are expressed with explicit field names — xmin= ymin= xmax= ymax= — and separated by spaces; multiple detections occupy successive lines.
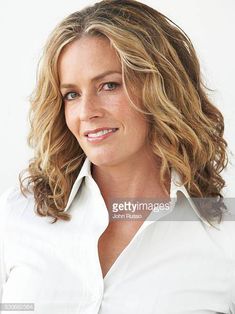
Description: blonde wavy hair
xmin=20 ymin=0 xmax=228 ymax=225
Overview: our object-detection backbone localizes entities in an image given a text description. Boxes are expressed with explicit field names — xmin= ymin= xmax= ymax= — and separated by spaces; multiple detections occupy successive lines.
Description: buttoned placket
xmin=82 ymin=172 xmax=181 ymax=307
xmin=63 ymin=158 xmax=214 ymax=313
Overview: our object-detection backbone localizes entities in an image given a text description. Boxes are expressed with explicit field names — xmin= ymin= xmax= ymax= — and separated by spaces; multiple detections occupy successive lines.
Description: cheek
xmin=64 ymin=106 xmax=79 ymax=134
xmin=117 ymin=93 xmax=147 ymax=129
xmin=123 ymin=107 xmax=149 ymax=137
xmin=131 ymin=119 xmax=149 ymax=142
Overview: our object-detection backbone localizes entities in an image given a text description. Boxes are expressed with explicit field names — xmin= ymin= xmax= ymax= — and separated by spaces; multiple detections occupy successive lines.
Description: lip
xmin=85 ymin=128 xmax=119 ymax=143
xmin=83 ymin=127 xmax=119 ymax=136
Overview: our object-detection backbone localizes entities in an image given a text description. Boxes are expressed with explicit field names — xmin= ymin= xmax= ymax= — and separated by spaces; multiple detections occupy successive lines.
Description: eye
xmin=62 ymin=92 xmax=79 ymax=101
xmin=62 ymin=82 xmax=120 ymax=101
xmin=102 ymin=82 xmax=120 ymax=91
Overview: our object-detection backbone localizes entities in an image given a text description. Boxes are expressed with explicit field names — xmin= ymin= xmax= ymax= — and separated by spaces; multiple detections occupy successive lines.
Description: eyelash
xmin=62 ymin=82 xmax=120 ymax=101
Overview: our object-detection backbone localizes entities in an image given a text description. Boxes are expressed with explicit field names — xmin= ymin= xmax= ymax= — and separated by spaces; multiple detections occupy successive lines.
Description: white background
xmin=0 ymin=0 xmax=234 ymax=196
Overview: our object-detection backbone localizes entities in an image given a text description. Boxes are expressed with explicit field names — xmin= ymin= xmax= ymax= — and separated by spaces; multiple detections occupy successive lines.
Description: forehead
xmin=58 ymin=36 xmax=122 ymax=82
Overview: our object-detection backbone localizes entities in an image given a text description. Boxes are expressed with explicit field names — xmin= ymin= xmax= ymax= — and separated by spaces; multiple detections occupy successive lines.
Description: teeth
xmin=88 ymin=129 xmax=115 ymax=138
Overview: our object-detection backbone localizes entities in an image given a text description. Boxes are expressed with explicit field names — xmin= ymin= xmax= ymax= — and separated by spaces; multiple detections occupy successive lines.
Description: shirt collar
xmin=63 ymin=157 xmax=92 ymax=212
xmin=63 ymin=157 xmax=210 ymax=226
xmin=170 ymin=169 xmax=211 ymax=226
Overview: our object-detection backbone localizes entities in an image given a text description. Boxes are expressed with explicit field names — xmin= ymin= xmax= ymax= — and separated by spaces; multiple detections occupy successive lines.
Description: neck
xmin=91 ymin=152 xmax=171 ymax=211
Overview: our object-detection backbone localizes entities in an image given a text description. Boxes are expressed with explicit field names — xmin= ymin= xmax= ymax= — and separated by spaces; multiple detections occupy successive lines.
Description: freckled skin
xmin=58 ymin=36 xmax=151 ymax=168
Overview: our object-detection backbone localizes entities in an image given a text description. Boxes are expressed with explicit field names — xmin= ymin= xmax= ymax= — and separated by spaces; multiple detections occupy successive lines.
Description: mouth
xmin=85 ymin=127 xmax=119 ymax=142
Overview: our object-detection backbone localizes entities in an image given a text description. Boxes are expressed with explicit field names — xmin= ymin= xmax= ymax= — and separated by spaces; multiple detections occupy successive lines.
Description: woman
xmin=0 ymin=0 xmax=234 ymax=313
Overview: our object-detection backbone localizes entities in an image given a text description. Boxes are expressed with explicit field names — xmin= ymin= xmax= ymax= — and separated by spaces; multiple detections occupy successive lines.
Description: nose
xmin=79 ymin=92 xmax=104 ymax=121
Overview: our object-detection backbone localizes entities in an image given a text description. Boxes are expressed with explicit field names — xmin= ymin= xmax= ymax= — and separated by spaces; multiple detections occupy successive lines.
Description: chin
xmin=86 ymin=150 xmax=122 ymax=168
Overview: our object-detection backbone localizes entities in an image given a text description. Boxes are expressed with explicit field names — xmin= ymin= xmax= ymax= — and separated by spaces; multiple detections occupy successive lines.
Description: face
xmin=58 ymin=35 xmax=151 ymax=167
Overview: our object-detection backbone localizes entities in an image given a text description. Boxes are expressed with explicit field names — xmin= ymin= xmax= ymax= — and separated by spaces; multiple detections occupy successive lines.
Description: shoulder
xmin=0 ymin=186 xmax=18 ymax=226
xmin=0 ymin=186 xmax=17 ymax=205
xmin=203 ymin=217 xmax=235 ymax=259
xmin=0 ymin=185 xmax=35 ymax=230
xmin=217 ymin=220 xmax=235 ymax=311
xmin=219 ymin=221 xmax=235 ymax=242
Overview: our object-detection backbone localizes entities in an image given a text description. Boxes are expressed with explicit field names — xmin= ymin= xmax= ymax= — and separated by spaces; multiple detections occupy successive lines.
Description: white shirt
xmin=0 ymin=157 xmax=235 ymax=314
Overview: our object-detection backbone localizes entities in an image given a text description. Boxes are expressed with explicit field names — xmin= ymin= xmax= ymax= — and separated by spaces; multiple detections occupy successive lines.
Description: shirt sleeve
xmin=0 ymin=187 xmax=15 ymax=303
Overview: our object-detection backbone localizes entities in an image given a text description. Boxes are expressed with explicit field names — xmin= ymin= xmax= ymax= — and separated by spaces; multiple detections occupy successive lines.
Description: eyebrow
xmin=60 ymin=70 xmax=122 ymax=89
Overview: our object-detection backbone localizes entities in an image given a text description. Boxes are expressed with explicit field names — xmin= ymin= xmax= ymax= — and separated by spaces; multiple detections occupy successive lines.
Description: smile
xmin=86 ymin=128 xmax=118 ymax=142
